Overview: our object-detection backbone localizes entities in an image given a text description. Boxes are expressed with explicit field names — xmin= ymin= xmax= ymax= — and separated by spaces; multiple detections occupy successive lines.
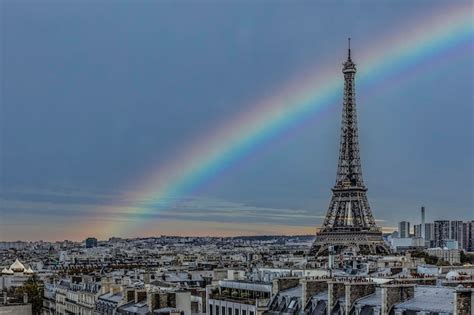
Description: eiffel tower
xmin=310 ymin=39 xmax=389 ymax=256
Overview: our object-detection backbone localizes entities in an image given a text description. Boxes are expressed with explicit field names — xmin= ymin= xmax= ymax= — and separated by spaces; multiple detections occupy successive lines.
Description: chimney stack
xmin=454 ymin=287 xmax=472 ymax=315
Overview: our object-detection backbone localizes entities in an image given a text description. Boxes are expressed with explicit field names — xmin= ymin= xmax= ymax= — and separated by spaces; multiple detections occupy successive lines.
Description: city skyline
xmin=1 ymin=1 xmax=473 ymax=241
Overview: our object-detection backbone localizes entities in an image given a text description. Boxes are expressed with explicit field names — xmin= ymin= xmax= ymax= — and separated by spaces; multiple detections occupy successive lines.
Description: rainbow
xmin=94 ymin=4 xmax=473 ymax=237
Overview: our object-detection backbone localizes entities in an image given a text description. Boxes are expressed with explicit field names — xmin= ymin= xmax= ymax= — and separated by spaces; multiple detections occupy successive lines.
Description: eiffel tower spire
xmin=347 ymin=37 xmax=352 ymax=61
xmin=309 ymin=40 xmax=389 ymax=256
xmin=336 ymin=37 xmax=364 ymax=189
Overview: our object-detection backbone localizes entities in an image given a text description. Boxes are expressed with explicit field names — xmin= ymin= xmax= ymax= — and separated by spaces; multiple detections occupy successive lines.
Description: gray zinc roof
xmin=119 ymin=301 xmax=149 ymax=314
xmin=99 ymin=292 xmax=123 ymax=303
xmin=354 ymin=288 xmax=381 ymax=307
xmin=394 ymin=286 xmax=454 ymax=313
xmin=312 ymin=290 xmax=328 ymax=301
xmin=279 ymin=285 xmax=302 ymax=298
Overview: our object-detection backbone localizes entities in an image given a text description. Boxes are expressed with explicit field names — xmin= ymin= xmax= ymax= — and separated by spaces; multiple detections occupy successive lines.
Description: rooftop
xmin=394 ymin=286 xmax=454 ymax=313
xmin=118 ymin=300 xmax=149 ymax=314
xmin=99 ymin=291 xmax=123 ymax=303
xmin=218 ymin=280 xmax=272 ymax=292
xmin=354 ymin=288 xmax=381 ymax=307
xmin=279 ymin=285 xmax=302 ymax=298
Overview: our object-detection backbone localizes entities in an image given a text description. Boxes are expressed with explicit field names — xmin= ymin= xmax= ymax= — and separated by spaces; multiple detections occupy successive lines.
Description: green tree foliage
xmin=436 ymin=260 xmax=451 ymax=266
xmin=409 ymin=250 xmax=439 ymax=265
xmin=460 ymin=251 xmax=474 ymax=264
xmin=13 ymin=274 xmax=43 ymax=315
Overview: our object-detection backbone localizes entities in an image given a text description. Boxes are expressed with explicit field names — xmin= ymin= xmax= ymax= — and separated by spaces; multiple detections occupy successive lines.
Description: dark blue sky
xmin=1 ymin=0 xmax=472 ymax=240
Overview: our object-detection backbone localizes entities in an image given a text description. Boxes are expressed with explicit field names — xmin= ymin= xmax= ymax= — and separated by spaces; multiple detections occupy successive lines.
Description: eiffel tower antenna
xmin=309 ymin=40 xmax=390 ymax=256
xmin=348 ymin=37 xmax=351 ymax=60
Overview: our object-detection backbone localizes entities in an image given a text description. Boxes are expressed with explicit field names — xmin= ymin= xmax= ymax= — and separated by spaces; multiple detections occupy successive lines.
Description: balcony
xmin=209 ymin=292 xmax=269 ymax=307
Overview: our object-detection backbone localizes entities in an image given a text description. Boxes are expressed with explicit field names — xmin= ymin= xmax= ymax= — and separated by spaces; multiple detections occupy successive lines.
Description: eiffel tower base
xmin=309 ymin=230 xmax=390 ymax=257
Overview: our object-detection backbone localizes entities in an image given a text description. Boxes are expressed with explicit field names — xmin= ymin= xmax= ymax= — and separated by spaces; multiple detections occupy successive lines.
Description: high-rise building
xmin=450 ymin=220 xmax=463 ymax=249
xmin=462 ymin=221 xmax=474 ymax=251
xmin=424 ymin=223 xmax=435 ymax=247
xmin=469 ymin=221 xmax=474 ymax=251
xmin=434 ymin=220 xmax=450 ymax=248
xmin=309 ymin=40 xmax=388 ymax=256
xmin=421 ymin=206 xmax=426 ymax=240
xmin=85 ymin=237 xmax=98 ymax=248
xmin=398 ymin=221 xmax=410 ymax=238
xmin=414 ymin=224 xmax=421 ymax=238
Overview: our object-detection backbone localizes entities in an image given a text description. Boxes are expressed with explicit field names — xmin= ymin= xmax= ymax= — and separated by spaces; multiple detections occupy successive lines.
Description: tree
xmin=425 ymin=255 xmax=439 ymax=265
xmin=460 ymin=251 xmax=474 ymax=264
xmin=13 ymin=274 xmax=43 ymax=315
xmin=409 ymin=250 xmax=438 ymax=265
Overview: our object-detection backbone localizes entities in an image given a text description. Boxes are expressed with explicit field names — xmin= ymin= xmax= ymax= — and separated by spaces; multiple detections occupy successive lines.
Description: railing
xmin=210 ymin=294 xmax=270 ymax=306
xmin=76 ymin=300 xmax=95 ymax=308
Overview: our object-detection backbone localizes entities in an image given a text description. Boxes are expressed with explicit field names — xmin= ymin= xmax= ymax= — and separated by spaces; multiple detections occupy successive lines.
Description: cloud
xmin=0 ymin=187 xmax=400 ymax=240
xmin=0 ymin=188 xmax=323 ymax=229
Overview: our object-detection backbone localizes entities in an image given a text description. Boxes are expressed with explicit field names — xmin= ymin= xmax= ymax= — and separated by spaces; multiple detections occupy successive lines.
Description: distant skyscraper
xmin=414 ymin=224 xmax=421 ymax=238
xmin=424 ymin=223 xmax=435 ymax=247
xmin=469 ymin=221 xmax=474 ymax=251
xmin=434 ymin=220 xmax=450 ymax=248
xmin=421 ymin=206 xmax=426 ymax=240
xmin=424 ymin=223 xmax=434 ymax=247
xmin=309 ymin=40 xmax=388 ymax=256
xmin=398 ymin=221 xmax=410 ymax=238
xmin=462 ymin=221 xmax=474 ymax=251
xmin=85 ymin=237 xmax=98 ymax=248
xmin=450 ymin=220 xmax=463 ymax=248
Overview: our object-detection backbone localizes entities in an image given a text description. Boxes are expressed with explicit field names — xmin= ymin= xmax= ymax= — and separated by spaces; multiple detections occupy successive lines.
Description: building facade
xmin=434 ymin=220 xmax=450 ymax=248
xmin=85 ymin=238 xmax=98 ymax=249
xmin=414 ymin=224 xmax=421 ymax=238
xmin=424 ymin=223 xmax=434 ymax=247
xmin=207 ymin=280 xmax=272 ymax=315
xmin=398 ymin=221 xmax=410 ymax=239
xmin=462 ymin=221 xmax=474 ymax=251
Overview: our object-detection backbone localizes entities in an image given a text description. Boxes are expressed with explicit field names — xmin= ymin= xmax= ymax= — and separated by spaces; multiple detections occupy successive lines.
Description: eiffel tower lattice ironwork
xmin=309 ymin=39 xmax=389 ymax=256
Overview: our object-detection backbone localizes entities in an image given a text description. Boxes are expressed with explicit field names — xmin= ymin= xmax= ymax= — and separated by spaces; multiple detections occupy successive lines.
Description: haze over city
xmin=1 ymin=0 xmax=473 ymax=241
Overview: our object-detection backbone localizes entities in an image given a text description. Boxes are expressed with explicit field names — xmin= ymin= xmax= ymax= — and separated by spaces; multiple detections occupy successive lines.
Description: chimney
xmin=135 ymin=289 xmax=147 ymax=303
xmin=143 ymin=271 xmax=151 ymax=285
xmin=300 ymin=278 xmax=328 ymax=304
xmin=381 ymin=283 xmax=415 ymax=315
xmin=327 ymin=280 xmax=345 ymax=315
xmin=454 ymin=287 xmax=472 ymax=315
xmin=109 ymin=284 xmax=121 ymax=295
xmin=148 ymin=291 xmax=161 ymax=313
xmin=272 ymin=277 xmax=300 ymax=295
xmin=344 ymin=280 xmax=376 ymax=315
xmin=101 ymin=277 xmax=112 ymax=294
xmin=122 ymin=288 xmax=135 ymax=303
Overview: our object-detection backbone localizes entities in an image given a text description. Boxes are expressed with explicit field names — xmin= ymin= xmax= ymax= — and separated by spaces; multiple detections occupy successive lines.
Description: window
xmin=216 ymin=306 xmax=219 ymax=315
xmin=210 ymin=305 xmax=213 ymax=315
xmin=222 ymin=306 xmax=226 ymax=315
xmin=242 ymin=310 xmax=246 ymax=315
xmin=228 ymin=307 xmax=232 ymax=315
xmin=235 ymin=309 xmax=240 ymax=315
xmin=250 ymin=311 xmax=254 ymax=315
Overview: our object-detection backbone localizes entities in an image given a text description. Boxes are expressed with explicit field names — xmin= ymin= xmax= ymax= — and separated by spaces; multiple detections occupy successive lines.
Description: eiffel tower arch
xmin=309 ymin=40 xmax=390 ymax=256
